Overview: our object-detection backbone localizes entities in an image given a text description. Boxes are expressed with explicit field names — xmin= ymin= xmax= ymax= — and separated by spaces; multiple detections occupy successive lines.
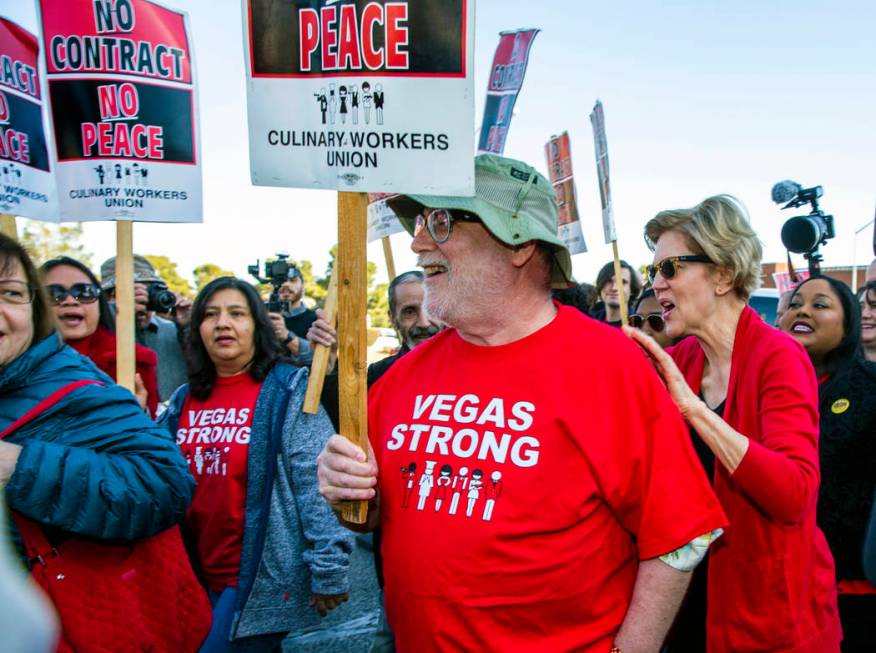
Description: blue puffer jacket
xmin=2 ymin=333 xmax=194 ymax=540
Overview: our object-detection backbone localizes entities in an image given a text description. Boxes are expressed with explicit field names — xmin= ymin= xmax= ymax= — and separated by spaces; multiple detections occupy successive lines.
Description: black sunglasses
xmin=46 ymin=283 xmax=101 ymax=305
xmin=628 ymin=313 xmax=666 ymax=332
xmin=646 ymin=255 xmax=713 ymax=284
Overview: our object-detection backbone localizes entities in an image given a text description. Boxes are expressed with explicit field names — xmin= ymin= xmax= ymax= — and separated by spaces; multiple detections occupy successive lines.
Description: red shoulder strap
xmin=0 ymin=379 xmax=102 ymax=440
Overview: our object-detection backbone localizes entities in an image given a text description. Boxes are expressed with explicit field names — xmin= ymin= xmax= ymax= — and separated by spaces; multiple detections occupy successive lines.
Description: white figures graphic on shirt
xmin=449 ymin=466 xmax=469 ymax=515
xmin=400 ymin=462 xmax=417 ymax=509
xmin=466 ymin=469 xmax=483 ymax=517
xmin=483 ymin=470 xmax=503 ymax=521
xmin=194 ymin=447 xmax=204 ymax=475
xmin=417 ymin=460 xmax=436 ymax=511
xmin=434 ymin=464 xmax=452 ymax=511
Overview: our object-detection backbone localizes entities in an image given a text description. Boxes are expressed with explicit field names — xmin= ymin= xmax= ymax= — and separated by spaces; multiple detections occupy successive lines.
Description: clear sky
xmin=4 ymin=0 xmax=875 ymax=286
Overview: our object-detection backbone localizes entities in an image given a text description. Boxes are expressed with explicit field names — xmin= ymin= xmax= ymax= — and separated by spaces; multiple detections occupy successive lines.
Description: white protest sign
xmin=366 ymin=192 xmax=403 ymax=242
xmin=36 ymin=0 xmax=202 ymax=223
xmin=0 ymin=17 xmax=58 ymax=220
xmin=242 ymin=0 xmax=475 ymax=195
xmin=590 ymin=100 xmax=615 ymax=243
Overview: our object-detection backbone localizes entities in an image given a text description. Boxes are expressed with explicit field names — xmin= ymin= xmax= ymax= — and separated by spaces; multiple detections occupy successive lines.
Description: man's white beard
xmin=424 ymin=257 xmax=510 ymax=328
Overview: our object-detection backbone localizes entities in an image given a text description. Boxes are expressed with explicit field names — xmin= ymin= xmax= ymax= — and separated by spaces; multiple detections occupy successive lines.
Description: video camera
xmin=247 ymin=253 xmax=299 ymax=313
xmin=771 ymin=180 xmax=835 ymax=276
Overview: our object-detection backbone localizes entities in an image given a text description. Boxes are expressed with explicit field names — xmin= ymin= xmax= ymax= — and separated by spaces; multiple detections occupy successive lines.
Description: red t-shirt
xmin=368 ymin=305 xmax=727 ymax=653
xmin=176 ymin=373 xmax=261 ymax=591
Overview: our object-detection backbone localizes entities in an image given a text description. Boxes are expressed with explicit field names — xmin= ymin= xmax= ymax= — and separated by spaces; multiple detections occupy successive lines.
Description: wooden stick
xmin=302 ymin=264 xmax=339 ymax=414
xmin=382 ymin=236 xmax=396 ymax=281
xmin=115 ymin=222 xmax=136 ymax=392
xmin=611 ymin=240 xmax=629 ymax=325
xmin=0 ymin=214 xmax=17 ymax=240
xmin=337 ymin=192 xmax=370 ymax=524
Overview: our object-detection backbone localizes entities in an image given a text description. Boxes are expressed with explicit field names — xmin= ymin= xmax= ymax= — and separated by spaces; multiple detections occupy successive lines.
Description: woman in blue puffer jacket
xmin=0 ymin=234 xmax=201 ymax=648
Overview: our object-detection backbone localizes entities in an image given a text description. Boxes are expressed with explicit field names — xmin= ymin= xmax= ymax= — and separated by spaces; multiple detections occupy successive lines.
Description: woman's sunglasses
xmin=46 ymin=283 xmax=101 ymax=305
xmin=628 ymin=313 xmax=666 ymax=332
xmin=646 ymin=255 xmax=712 ymax=284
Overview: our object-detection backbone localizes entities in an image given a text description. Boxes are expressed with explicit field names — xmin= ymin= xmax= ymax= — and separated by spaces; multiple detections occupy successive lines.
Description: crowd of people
xmin=0 ymin=152 xmax=875 ymax=652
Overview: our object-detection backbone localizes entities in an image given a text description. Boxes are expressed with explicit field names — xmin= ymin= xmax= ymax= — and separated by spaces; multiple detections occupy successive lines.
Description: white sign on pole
xmin=242 ymin=0 xmax=475 ymax=195
xmin=366 ymin=192 xmax=403 ymax=242
xmin=589 ymin=100 xmax=615 ymax=243
xmin=36 ymin=0 xmax=202 ymax=223
xmin=0 ymin=17 xmax=58 ymax=220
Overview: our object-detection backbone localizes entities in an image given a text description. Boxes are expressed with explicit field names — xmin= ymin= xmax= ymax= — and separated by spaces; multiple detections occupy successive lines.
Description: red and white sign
xmin=477 ymin=28 xmax=539 ymax=155
xmin=544 ymin=132 xmax=586 ymax=255
xmin=772 ymin=270 xmax=810 ymax=295
xmin=243 ymin=0 xmax=475 ymax=195
xmin=0 ymin=17 xmax=57 ymax=220
xmin=36 ymin=0 xmax=202 ymax=223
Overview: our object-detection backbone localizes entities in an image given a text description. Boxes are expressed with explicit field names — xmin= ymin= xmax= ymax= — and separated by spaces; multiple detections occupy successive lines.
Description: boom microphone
xmin=771 ymin=180 xmax=802 ymax=204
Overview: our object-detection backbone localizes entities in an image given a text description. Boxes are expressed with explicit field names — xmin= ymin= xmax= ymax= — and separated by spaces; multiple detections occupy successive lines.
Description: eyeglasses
xmin=628 ymin=313 xmax=666 ymax=332
xmin=414 ymin=208 xmax=480 ymax=244
xmin=0 ymin=280 xmax=34 ymax=305
xmin=646 ymin=255 xmax=713 ymax=284
xmin=46 ymin=283 xmax=101 ymax=305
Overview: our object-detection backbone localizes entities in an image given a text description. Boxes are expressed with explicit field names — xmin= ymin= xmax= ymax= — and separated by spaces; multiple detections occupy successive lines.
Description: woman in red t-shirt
xmin=40 ymin=256 xmax=159 ymax=415
xmin=625 ymin=195 xmax=841 ymax=653
xmin=779 ymin=275 xmax=876 ymax=652
xmin=161 ymin=277 xmax=352 ymax=653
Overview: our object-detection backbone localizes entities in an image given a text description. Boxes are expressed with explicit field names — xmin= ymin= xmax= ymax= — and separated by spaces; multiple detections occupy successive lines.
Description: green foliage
xmin=369 ymin=282 xmax=391 ymax=328
xmin=143 ymin=255 xmax=193 ymax=297
xmin=20 ymin=220 xmax=93 ymax=268
xmin=193 ymin=262 xmax=235 ymax=291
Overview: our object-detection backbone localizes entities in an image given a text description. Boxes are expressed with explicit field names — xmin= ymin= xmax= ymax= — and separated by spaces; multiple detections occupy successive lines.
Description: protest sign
xmin=0 ymin=17 xmax=57 ymax=221
xmin=367 ymin=192 xmax=403 ymax=242
xmin=773 ymin=270 xmax=810 ymax=295
xmin=477 ymin=28 xmax=539 ymax=155
xmin=36 ymin=0 xmax=202 ymax=223
xmin=589 ymin=100 xmax=615 ymax=244
xmin=243 ymin=0 xmax=475 ymax=195
xmin=544 ymin=132 xmax=586 ymax=255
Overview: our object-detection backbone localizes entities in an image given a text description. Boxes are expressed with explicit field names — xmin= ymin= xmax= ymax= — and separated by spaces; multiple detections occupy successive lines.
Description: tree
xmin=193 ymin=262 xmax=235 ymax=291
xmin=143 ymin=255 xmax=193 ymax=297
xmin=20 ymin=220 xmax=94 ymax=267
xmin=305 ymin=246 xmax=388 ymax=326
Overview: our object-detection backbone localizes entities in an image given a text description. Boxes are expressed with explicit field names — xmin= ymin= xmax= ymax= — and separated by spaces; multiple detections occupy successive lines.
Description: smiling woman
xmin=780 ymin=275 xmax=876 ymax=650
xmin=39 ymin=257 xmax=159 ymax=416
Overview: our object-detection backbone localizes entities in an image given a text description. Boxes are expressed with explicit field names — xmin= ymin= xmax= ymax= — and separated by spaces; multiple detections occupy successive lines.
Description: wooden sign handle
xmin=115 ymin=222 xmax=136 ymax=392
xmin=382 ymin=236 xmax=396 ymax=281
xmin=0 ymin=214 xmax=17 ymax=240
xmin=302 ymin=264 xmax=339 ymax=414
xmin=337 ymin=192 xmax=370 ymax=524
xmin=611 ymin=240 xmax=629 ymax=326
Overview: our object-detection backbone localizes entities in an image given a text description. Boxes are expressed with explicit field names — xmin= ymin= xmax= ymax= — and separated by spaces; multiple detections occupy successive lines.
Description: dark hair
xmin=0 ymin=234 xmax=54 ymax=344
xmin=634 ymin=287 xmax=657 ymax=312
xmin=595 ymin=260 xmax=642 ymax=301
xmin=187 ymin=276 xmax=286 ymax=400
xmin=552 ymin=282 xmax=597 ymax=316
xmin=40 ymin=256 xmax=115 ymax=332
xmin=789 ymin=276 xmax=862 ymax=400
xmin=387 ymin=270 xmax=425 ymax=317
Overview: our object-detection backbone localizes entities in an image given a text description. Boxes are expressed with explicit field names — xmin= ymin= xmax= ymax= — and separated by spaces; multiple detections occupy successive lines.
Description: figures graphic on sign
xmin=483 ymin=470 xmax=503 ymax=521
xmin=94 ymin=163 xmax=149 ymax=187
xmin=434 ymin=464 xmax=452 ymax=511
xmin=328 ymin=84 xmax=337 ymax=125
xmin=466 ymin=468 xmax=483 ymax=517
xmin=362 ymin=81 xmax=373 ymax=124
xmin=95 ymin=164 xmax=106 ymax=185
xmin=114 ymin=163 xmax=123 ymax=181
xmin=1 ymin=164 xmax=21 ymax=184
xmin=374 ymin=83 xmax=385 ymax=125
xmin=339 ymin=86 xmax=348 ymax=124
xmin=314 ymin=88 xmax=328 ymax=124
xmin=350 ymin=84 xmax=359 ymax=124
xmin=417 ymin=460 xmax=436 ymax=510
xmin=401 ymin=462 xmax=417 ymax=508
xmin=449 ymin=466 xmax=468 ymax=515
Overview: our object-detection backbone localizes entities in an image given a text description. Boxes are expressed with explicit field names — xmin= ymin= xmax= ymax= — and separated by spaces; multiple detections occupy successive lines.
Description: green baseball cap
xmin=387 ymin=153 xmax=574 ymax=289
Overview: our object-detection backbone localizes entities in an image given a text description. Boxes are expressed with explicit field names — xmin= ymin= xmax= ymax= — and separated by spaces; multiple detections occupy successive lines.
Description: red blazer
xmin=670 ymin=306 xmax=841 ymax=653
xmin=67 ymin=326 xmax=160 ymax=417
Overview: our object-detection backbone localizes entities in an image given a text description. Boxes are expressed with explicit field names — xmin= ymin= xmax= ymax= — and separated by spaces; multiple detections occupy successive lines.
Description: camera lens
xmin=781 ymin=215 xmax=825 ymax=254
xmin=147 ymin=284 xmax=176 ymax=313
